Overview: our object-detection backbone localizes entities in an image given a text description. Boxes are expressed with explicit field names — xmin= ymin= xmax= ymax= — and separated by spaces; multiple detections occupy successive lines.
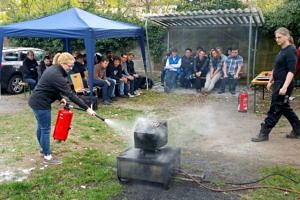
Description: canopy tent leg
xmin=247 ymin=16 xmax=253 ymax=87
xmin=0 ymin=35 xmax=3 ymax=100
xmin=84 ymin=35 xmax=96 ymax=101
xmin=167 ymin=29 xmax=170 ymax=52
xmin=138 ymin=35 xmax=149 ymax=90
xmin=252 ymin=26 xmax=258 ymax=80
xmin=145 ymin=19 xmax=153 ymax=85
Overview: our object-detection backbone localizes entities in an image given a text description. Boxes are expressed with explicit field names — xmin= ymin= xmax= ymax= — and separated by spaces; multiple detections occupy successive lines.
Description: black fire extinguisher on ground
xmin=238 ymin=89 xmax=248 ymax=112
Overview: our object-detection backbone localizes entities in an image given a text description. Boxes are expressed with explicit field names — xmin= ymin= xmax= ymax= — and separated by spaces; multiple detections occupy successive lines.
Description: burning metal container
xmin=117 ymin=118 xmax=181 ymax=189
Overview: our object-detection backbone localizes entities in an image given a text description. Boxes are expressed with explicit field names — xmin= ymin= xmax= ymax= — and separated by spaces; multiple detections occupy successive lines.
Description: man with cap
xmin=164 ymin=48 xmax=182 ymax=93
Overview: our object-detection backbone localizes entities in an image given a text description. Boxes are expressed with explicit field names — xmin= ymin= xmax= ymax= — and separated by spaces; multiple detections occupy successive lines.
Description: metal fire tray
xmin=117 ymin=147 xmax=181 ymax=189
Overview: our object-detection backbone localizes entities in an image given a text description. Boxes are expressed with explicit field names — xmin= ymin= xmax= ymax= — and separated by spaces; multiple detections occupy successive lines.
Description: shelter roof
xmin=143 ymin=8 xmax=264 ymax=28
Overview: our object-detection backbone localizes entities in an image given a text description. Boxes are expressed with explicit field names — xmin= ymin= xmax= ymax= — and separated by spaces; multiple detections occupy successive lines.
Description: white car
xmin=1 ymin=47 xmax=44 ymax=94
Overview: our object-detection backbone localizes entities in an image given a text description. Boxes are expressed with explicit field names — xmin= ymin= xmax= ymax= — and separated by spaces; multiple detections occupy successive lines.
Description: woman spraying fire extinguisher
xmin=251 ymin=27 xmax=300 ymax=142
xmin=28 ymin=52 xmax=96 ymax=164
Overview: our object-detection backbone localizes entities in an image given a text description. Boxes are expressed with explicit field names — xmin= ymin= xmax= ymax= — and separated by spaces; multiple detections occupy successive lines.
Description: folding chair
xmin=70 ymin=73 xmax=99 ymax=94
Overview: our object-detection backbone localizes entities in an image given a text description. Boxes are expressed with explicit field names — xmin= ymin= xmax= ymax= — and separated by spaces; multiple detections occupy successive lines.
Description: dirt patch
xmin=0 ymin=94 xmax=28 ymax=114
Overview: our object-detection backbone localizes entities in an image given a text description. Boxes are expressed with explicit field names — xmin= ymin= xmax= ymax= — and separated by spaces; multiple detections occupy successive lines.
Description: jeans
xmin=107 ymin=78 xmax=116 ymax=97
xmin=32 ymin=109 xmax=51 ymax=155
xmin=118 ymin=80 xmax=128 ymax=96
xmin=164 ymin=70 xmax=177 ymax=93
xmin=128 ymin=79 xmax=135 ymax=95
xmin=24 ymin=78 xmax=37 ymax=90
xmin=219 ymin=74 xmax=238 ymax=94
xmin=94 ymin=79 xmax=115 ymax=101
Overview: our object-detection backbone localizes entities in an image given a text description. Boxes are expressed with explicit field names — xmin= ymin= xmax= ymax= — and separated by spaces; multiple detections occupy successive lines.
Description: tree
xmin=176 ymin=0 xmax=247 ymax=12
xmin=261 ymin=0 xmax=300 ymax=36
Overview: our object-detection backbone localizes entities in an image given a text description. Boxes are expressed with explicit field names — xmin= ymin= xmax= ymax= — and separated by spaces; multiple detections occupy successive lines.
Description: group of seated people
xmin=161 ymin=46 xmax=244 ymax=95
xmin=21 ymin=50 xmax=143 ymax=105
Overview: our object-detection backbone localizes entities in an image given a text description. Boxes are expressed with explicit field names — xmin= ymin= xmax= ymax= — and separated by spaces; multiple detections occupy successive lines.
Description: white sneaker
xmin=134 ymin=91 xmax=141 ymax=96
xmin=128 ymin=94 xmax=135 ymax=98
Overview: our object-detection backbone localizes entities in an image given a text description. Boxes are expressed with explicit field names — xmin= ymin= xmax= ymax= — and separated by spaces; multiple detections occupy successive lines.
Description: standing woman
xmin=29 ymin=52 xmax=96 ymax=164
xmin=252 ymin=27 xmax=300 ymax=142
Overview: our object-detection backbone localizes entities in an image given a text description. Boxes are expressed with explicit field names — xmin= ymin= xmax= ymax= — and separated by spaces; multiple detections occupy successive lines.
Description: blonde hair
xmin=275 ymin=27 xmax=294 ymax=44
xmin=52 ymin=53 xmax=61 ymax=65
xmin=57 ymin=52 xmax=75 ymax=65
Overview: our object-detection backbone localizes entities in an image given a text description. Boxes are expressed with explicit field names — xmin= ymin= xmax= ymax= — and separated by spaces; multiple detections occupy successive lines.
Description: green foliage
xmin=176 ymin=0 xmax=247 ymax=12
xmin=262 ymin=0 xmax=300 ymax=37
xmin=1 ymin=0 xmax=165 ymax=62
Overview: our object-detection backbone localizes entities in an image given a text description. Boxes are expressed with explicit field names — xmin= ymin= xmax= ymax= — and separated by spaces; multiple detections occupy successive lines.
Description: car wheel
xmin=7 ymin=75 xmax=23 ymax=94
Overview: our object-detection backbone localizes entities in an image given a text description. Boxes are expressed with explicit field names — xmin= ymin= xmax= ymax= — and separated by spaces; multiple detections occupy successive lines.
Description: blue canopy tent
xmin=0 ymin=7 xmax=147 ymax=96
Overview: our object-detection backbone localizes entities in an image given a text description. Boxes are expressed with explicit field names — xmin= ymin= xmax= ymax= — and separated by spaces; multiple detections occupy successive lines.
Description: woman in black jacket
xmin=29 ymin=52 xmax=96 ymax=164
xmin=252 ymin=27 xmax=300 ymax=142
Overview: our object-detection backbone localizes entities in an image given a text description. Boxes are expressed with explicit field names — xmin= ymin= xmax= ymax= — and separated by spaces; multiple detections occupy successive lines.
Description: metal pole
xmin=167 ymin=28 xmax=170 ymax=52
xmin=145 ymin=19 xmax=153 ymax=80
xmin=247 ymin=16 xmax=253 ymax=86
xmin=144 ymin=19 xmax=150 ymax=90
xmin=252 ymin=26 xmax=258 ymax=80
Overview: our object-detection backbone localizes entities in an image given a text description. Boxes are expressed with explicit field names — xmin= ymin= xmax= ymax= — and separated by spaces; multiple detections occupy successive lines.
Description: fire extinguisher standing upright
xmin=53 ymin=104 xmax=73 ymax=141
xmin=238 ymin=89 xmax=248 ymax=112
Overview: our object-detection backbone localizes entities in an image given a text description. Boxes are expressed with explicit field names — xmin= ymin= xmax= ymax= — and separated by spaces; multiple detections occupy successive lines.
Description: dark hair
xmin=185 ymin=48 xmax=192 ymax=52
xmin=197 ymin=46 xmax=203 ymax=51
xmin=121 ymin=53 xmax=127 ymax=58
xmin=100 ymin=56 xmax=109 ymax=62
xmin=106 ymin=50 xmax=112 ymax=54
xmin=231 ymin=47 xmax=239 ymax=51
xmin=44 ymin=56 xmax=51 ymax=60
xmin=27 ymin=50 xmax=34 ymax=56
xmin=113 ymin=56 xmax=121 ymax=62
xmin=76 ymin=54 xmax=84 ymax=59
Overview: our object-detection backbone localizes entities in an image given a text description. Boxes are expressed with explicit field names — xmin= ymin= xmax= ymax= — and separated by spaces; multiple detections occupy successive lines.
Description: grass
xmin=0 ymin=90 xmax=196 ymax=199
xmin=241 ymin=165 xmax=300 ymax=200
xmin=0 ymin=149 xmax=122 ymax=200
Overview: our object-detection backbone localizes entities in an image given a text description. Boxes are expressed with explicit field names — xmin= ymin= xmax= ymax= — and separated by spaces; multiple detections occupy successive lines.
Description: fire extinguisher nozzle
xmin=95 ymin=114 xmax=105 ymax=122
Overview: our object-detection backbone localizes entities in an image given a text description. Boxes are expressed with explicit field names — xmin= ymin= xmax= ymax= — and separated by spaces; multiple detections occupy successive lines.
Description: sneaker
xmin=103 ymin=100 xmax=112 ymax=105
xmin=134 ymin=91 xmax=141 ymax=96
xmin=43 ymin=154 xmax=61 ymax=165
xmin=119 ymin=95 xmax=128 ymax=98
xmin=128 ymin=94 xmax=135 ymax=98
xmin=111 ymin=97 xmax=118 ymax=101
xmin=218 ymin=91 xmax=224 ymax=94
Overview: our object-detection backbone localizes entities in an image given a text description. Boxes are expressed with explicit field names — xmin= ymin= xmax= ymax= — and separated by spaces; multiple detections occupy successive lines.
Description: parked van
xmin=0 ymin=47 xmax=44 ymax=94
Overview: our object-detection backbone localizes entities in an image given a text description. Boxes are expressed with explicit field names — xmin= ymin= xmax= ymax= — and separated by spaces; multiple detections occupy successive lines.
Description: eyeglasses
xmin=65 ymin=63 xmax=74 ymax=68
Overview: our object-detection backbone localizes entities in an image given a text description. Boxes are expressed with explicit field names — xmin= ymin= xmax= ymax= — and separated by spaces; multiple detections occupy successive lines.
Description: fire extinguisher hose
xmin=178 ymin=168 xmax=300 ymax=195
xmin=67 ymin=104 xmax=106 ymax=122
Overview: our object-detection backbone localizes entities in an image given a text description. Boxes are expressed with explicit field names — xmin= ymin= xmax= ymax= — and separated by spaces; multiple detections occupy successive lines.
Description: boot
xmin=286 ymin=121 xmax=300 ymax=139
xmin=251 ymin=123 xmax=272 ymax=142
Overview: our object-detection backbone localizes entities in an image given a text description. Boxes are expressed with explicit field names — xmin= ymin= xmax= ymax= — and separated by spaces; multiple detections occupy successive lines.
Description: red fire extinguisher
xmin=238 ymin=89 xmax=248 ymax=112
xmin=53 ymin=104 xmax=73 ymax=141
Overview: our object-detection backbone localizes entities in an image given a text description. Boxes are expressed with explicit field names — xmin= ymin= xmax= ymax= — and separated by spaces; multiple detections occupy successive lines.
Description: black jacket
xmin=194 ymin=56 xmax=210 ymax=75
xmin=126 ymin=60 xmax=136 ymax=75
xmin=28 ymin=65 xmax=89 ymax=110
xmin=106 ymin=63 xmax=122 ymax=80
xmin=22 ymin=58 xmax=38 ymax=79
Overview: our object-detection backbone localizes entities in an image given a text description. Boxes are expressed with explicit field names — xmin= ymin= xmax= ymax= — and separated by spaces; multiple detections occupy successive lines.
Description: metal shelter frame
xmin=144 ymin=8 xmax=264 ymax=86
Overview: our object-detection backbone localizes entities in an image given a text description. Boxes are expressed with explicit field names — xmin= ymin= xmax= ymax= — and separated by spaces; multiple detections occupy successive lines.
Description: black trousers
xmin=264 ymin=81 xmax=299 ymax=128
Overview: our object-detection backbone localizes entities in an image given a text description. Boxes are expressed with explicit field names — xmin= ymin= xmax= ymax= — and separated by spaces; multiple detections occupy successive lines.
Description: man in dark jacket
xmin=194 ymin=50 xmax=210 ymax=92
xmin=37 ymin=56 xmax=51 ymax=81
xmin=127 ymin=52 xmax=142 ymax=95
xmin=107 ymin=56 xmax=128 ymax=97
xmin=22 ymin=50 xmax=38 ymax=90
xmin=180 ymin=48 xmax=195 ymax=88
